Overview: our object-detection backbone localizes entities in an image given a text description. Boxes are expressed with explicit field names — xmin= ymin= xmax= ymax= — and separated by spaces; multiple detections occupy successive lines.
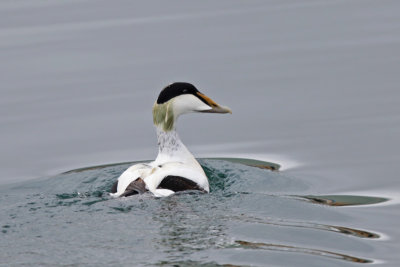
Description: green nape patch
xmin=152 ymin=101 xmax=174 ymax=131
xmin=296 ymin=194 xmax=389 ymax=207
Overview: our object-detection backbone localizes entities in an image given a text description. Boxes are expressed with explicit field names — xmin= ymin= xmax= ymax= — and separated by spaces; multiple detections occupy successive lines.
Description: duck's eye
xmin=183 ymin=89 xmax=188 ymax=93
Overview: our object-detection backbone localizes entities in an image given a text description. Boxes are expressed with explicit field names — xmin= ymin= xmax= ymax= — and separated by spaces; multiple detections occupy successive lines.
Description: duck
xmin=110 ymin=82 xmax=232 ymax=197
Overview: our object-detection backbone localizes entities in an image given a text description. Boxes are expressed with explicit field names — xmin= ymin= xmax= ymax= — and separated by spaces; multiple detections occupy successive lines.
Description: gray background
xmin=1 ymin=0 xmax=399 ymax=192
xmin=1 ymin=0 xmax=400 ymax=265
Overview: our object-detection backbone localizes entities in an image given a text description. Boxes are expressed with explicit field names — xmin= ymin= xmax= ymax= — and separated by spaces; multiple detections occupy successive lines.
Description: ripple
xmin=235 ymin=240 xmax=373 ymax=264
xmin=0 ymin=158 xmax=387 ymax=266
xmin=228 ymin=215 xmax=380 ymax=239
xmin=153 ymin=260 xmax=243 ymax=267
xmin=62 ymin=157 xmax=280 ymax=174
xmin=295 ymin=195 xmax=389 ymax=207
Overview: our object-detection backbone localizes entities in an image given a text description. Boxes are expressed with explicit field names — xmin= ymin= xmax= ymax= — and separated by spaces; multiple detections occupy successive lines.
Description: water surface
xmin=0 ymin=158 xmax=388 ymax=266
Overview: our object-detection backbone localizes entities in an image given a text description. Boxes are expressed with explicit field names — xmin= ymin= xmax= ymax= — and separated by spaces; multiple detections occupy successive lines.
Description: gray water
xmin=1 ymin=0 xmax=400 ymax=266
xmin=0 ymin=158 xmax=389 ymax=266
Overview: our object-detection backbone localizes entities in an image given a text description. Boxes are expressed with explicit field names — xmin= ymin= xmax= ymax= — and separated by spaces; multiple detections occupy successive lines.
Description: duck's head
xmin=153 ymin=82 xmax=232 ymax=131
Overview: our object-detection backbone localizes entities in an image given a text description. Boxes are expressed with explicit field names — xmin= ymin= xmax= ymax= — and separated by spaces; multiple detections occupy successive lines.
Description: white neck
xmin=154 ymin=126 xmax=196 ymax=164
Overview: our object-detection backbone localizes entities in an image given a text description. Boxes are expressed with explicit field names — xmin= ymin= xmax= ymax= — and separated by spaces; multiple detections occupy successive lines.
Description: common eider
xmin=110 ymin=82 xmax=231 ymax=197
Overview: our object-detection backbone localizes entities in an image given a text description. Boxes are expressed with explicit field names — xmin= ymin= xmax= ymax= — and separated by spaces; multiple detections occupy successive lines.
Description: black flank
xmin=120 ymin=178 xmax=147 ymax=197
xmin=158 ymin=175 xmax=206 ymax=192
xmin=110 ymin=180 xmax=118 ymax=193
